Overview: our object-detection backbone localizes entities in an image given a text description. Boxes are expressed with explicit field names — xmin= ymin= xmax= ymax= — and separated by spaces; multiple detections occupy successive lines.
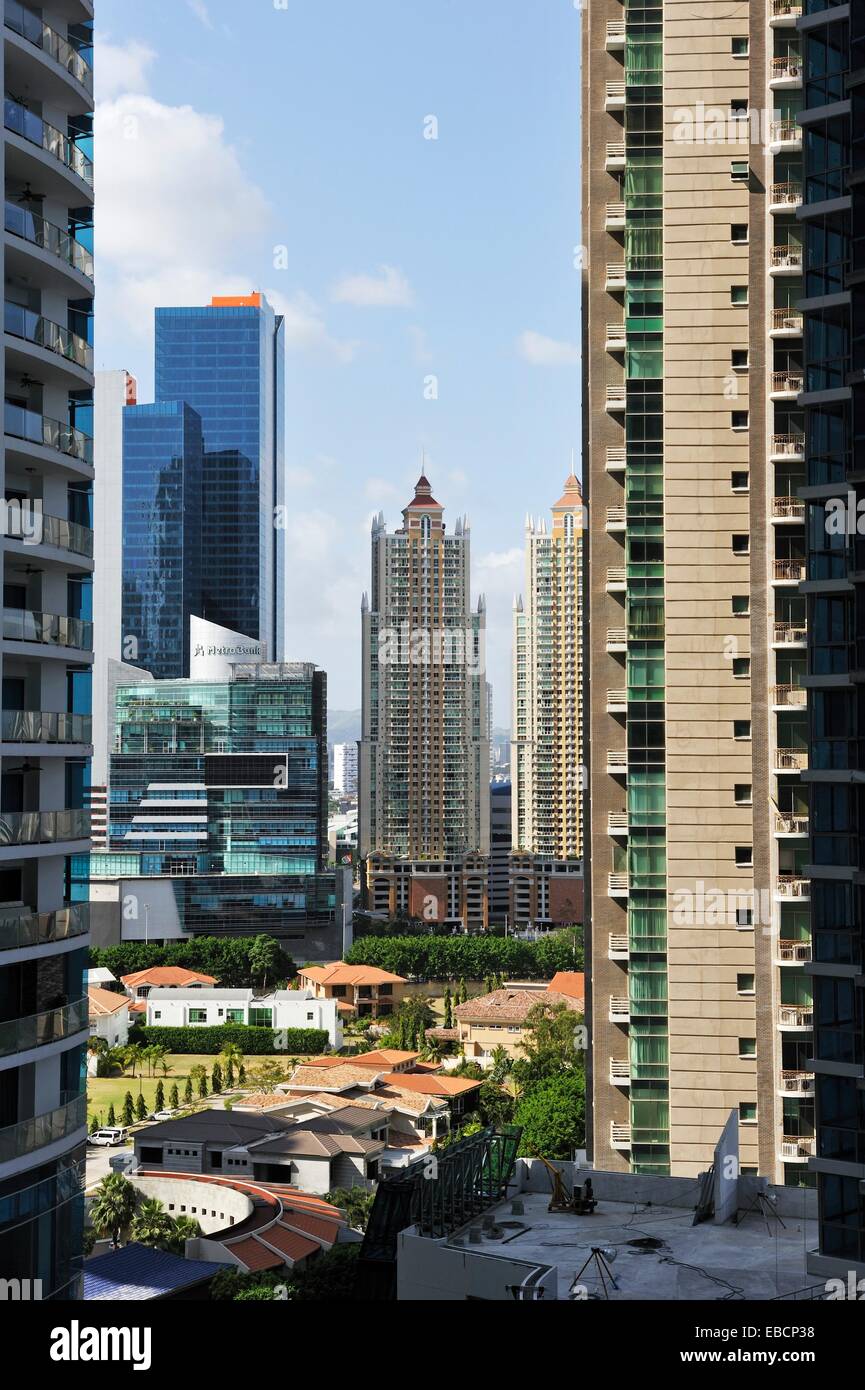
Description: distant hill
xmin=328 ymin=710 xmax=362 ymax=746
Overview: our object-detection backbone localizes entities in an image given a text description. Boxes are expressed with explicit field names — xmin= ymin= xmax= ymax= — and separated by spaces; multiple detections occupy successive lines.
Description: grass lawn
xmin=87 ymin=1052 xmax=319 ymax=1124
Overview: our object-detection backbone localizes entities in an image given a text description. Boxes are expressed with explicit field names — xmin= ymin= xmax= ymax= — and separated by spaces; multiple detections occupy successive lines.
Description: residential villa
xmin=87 ymin=986 xmax=131 ymax=1051
xmin=143 ymin=987 xmax=342 ymax=1049
xmin=453 ymin=984 xmax=584 ymax=1063
xmin=296 ymin=963 xmax=407 ymax=1018
xmin=120 ymin=967 xmax=218 ymax=1017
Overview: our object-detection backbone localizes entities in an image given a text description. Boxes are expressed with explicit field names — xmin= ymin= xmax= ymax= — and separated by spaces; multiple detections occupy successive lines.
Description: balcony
xmin=772 ymin=621 xmax=807 ymax=647
xmin=4 ymin=202 xmax=93 ymax=284
xmin=3 ymin=97 xmax=93 ymax=189
xmin=773 ymin=684 xmax=807 ymax=710
xmin=611 ymin=1122 xmax=632 ymax=1149
xmin=4 ymin=510 xmax=93 ymax=559
xmin=779 ymin=1071 xmax=815 ymax=1097
xmin=770 ymin=434 xmax=804 ymax=462
xmin=1 ymin=711 xmax=92 ymax=745
xmin=0 ymin=997 xmax=88 ymax=1059
xmin=0 ymin=809 xmax=90 ymax=848
xmin=778 ymin=1005 xmax=813 ymax=1030
xmin=606 ymin=628 xmax=627 ymax=654
xmin=609 ymin=934 xmax=629 ymax=960
xmin=609 ymin=997 xmax=630 ymax=1024
xmin=605 ymin=323 xmax=626 ymax=352
xmin=4 ymin=401 xmax=93 ymax=467
xmin=769 ymin=245 xmax=803 ymax=276
xmin=771 ymin=496 xmax=805 ymax=523
xmin=775 ymin=748 xmax=808 ymax=773
xmin=770 ymin=370 xmax=804 ymax=401
xmin=770 ymin=308 xmax=803 ymax=338
xmin=0 ymin=902 xmax=88 ymax=954
xmin=610 ymin=1059 xmax=630 ymax=1087
xmin=605 ymin=142 xmax=626 ymax=172
xmin=780 ymin=1136 xmax=815 ymax=1161
xmin=606 ymin=20 xmax=626 ymax=51
xmin=605 ymin=446 xmax=626 ymax=473
xmin=605 ymin=201 xmax=626 ymax=231
xmin=772 ymin=559 xmax=806 ymax=585
xmin=606 ymin=566 xmax=627 ymax=592
xmin=608 ymin=810 xmax=629 ymax=835
xmin=608 ymin=872 xmax=629 ymax=898
xmin=774 ymin=813 xmax=809 ymax=837
xmin=605 ymin=385 xmax=627 ymax=414
xmin=0 ymin=1091 xmax=86 ymax=1166
xmin=4 ymin=2 xmax=93 ymax=92
xmin=606 ymin=750 xmax=628 ymax=776
xmin=769 ymin=121 xmax=802 ymax=153
xmin=770 ymin=2 xmax=802 ymax=26
xmin=769 ymin=182 xmax=802 ymax=214
xmin=4 ymin=302 xmax=93 ymax=374
xmin=605 ymin=505 xmax=626 ymax=531
xmin=605 ymin=81 xmax=626 ymax=111
xmin=770 ymin=55 xmax=802 ymax=89
xmin=2 ymin=609 xmax=93 ymax=652
xmin=606 ymin=692 xmax=627 ymax=716
xmin=605 ymin=263 xmax=626 ymax=292
xmin=777 ymin=938 xmax=812 ymax=963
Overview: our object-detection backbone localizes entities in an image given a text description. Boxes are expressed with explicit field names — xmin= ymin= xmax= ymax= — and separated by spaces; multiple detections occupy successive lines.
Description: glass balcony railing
xmin=0 ymin=1091 xmax=86 ymax=1164
xmin=3 ymin=508 xmax=93 ymax=557
xmin=5 ymin=1 xmax=93 ymax=90
xmin=3 ymin=96 xmax=93 ymax=185
xmin=2 ymin=608 xmax=93 ymax=650
xmin=4 ymin=301 xmax=93 ymax=371
xmin=0 ymin=902 xmax=88 ymax=953
xmin=1 ymin=711 xmax=92 ymax=743
xmin=5 ymin=201 xmax=93 ymax=279
xmin=0 ymin=997 xmax=88 ymax=1058
xmin=0 ymin=809 xmax=90 ymax=847
xmin=4 ymin=399 xmax=93 ymax=465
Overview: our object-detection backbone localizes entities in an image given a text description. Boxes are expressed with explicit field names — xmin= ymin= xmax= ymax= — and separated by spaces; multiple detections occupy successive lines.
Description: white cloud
xmin=331 ymin=265 xmax=414 ymax=309
xmin=477 ymin=547 xmax=523 ymax=573
xmin=364 ymin=477 xmax=399 ymax=501
xmin=95 ymin=37 xmax=156 ymax=101
xmin=266 ymin=288 xmax=358 ymax=363
xmin=187 ymin=0 xmax=213 ymax=28
xmin=517 ymin=330 xmax=581 ymax=367
xmin=408 ymin=324 xmax=433 ymax=364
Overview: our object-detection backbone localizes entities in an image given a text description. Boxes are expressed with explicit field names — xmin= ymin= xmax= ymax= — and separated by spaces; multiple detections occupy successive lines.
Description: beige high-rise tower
xmin=512 ymin=473 xmax=585 ymax=861
xmin=583 ymin=1 xmax=810 ymax=1181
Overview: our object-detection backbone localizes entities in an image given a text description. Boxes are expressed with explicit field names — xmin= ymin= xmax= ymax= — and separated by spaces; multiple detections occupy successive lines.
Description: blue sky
xmin=94 ymin=0 xmax=582 ymax=717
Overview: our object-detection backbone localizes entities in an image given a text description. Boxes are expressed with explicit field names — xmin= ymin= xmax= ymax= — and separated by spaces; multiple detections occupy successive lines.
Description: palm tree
xmin=168 ymin=1216 xmax=201 ymax=1254
xmin=122 ymin=1043 xmax=143 ymax=1079
xmin=90 ymin=1173 xmax=137 ymax=1247
xmin=129 ymin=1198 xmax=175 ymax=1251
xmin=219 ymin=1043 xmax=244 ymax=1082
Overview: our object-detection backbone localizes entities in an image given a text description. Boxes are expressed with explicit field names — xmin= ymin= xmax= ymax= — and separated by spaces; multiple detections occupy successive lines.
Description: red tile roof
xmin=298 ymin=963 xmax=406 ymax=987
xmin=548 ymin=971 xmax=586 ymax=1003
xmin=120 ymin=967 xmax=217 ymax=988
xmin=257 ymin=1225 xmax=319 ymax=1264
xmin=88 ymin=986 xmax=130 ymax=1017
xmin=380 ymin=1072 xmax=482 ymax=1097
xmin=224 ymin=1237 xmax=284 ymax=1272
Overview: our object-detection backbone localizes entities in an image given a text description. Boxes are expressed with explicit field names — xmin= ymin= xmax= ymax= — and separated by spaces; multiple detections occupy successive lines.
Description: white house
xmin=88 ymin=986 xmax=131 ymax=1050
xmin=144 ymin=988 xmax=343 ymax=1049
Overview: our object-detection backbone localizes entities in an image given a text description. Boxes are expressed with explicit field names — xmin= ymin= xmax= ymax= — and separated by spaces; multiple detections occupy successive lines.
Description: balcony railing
xmin=773 ymin=559 xmax=806 ymax=582
xmin=771 ymin=1 xmax=802 ymax=19
xmin=609 ymin=997 xmax=630 ymax=1023
xmin=2 ymin=608 xmax=93 ymax=650
xmin=773 ymin=684 xmax=806 ymax=708
xmin=769 ymin=181 xmax=803 ymax=210
xmin=0 ymin=902 xmax=88 ymax=954
xmin=771 ymin=433 xmax=805 ymax=458
xmin=770 ymin=308 xmax=803 ymax=333
xmin=3 ymin=97 xmax=93 ymax=187
xmin=5 ymin=1 xmax=93 ymax=90
xmin=4 ymin=201 xmax=93 ymax=280
xmin=771 ymin=370 xmax=804 ymax=395
xmin=1 ymin=711 xmax=92 ymax=744
xmin=780 ymin=1071 xmax=815 ymax=1095
xmin=606 ymin=566 xmax=627 ymax=587
xmin=605 ymin=201 xmax=626 ymax=226
xmin=610 ymin=1059 xmax=630 ymax=1084
xmin=606 ymin=505 xmax=627 ymax=527
xmin=605 ymin=386 xmax=627 ymax=412
xmin=606 ymin=629 xmax=627 ymax=649
xmin=775 ymin=813 xmax=809 ymax=836
xmin=772 ymin=496 xmax=805 ymax=520
xmin=606 ymin=447 xmax=626 ymax=472
xmin=777 ymin=875 xmax=809 ymax=899
xmin=770 ymin=120 xmax=802 ymax=146
xmin=605 ymin=323 xmax=626 ymax=348
xmin=0 ymin=809 xmax=90 ymax=847
xmin=0 ymin=1091 xmax=86 ymax=1164
xmin=771 ymin=54 xmax=802 ymax=82
xmin=609 ymin=934 xmax=629 ymax=959
xmin=611 ymin=1122 xmax=631 ymax=1148
xmin=4 ymin=400 xmax=93 ymax=466
xmin=778 ymin=937 xmax=812 ymax=961
xmin=4 ymin=302 xmax=93 ymax=372
xmin=605 ymin=263 xmax=627 ymax=290
xmin=770 ymin=245 xmax=804 ymax=272
xmin=4 ymin=509 xmax=93 ymax=557
xmin=606 ymin=20 xmax=626 ymax=46
xmin=605 ymin=142 xmax=626 ymax=166
xmin=608 ymin=872 xmax=629 ymax=896
xmin=607 ymin=692 xmax=627 ymax=714
xmin=608 ymin=811 xmax=629 ymax=832
xmin=605 ymin=81 xmax=626 ymax=107
xmin=781 ymin=1135 xmax=815 ymax=1159
xmin=775 ymin=748 xmax=808 ymax=771
xmin=0 ymin=997 xmax=88 ymax=1058
xmin=779 ymin=1005 xmax=813 ymax=1028
xmin=773 ymin=621 xmax=807 ymax=645
xmin=606 ymin=750 xmax=628 ymax=774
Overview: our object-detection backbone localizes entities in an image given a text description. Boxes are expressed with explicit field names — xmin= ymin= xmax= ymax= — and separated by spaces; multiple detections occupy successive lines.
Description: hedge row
xmin=133 ymin=1024 xmax=330 ymax=1055
xmin=345 ymin=930 xmax=583 ymax=981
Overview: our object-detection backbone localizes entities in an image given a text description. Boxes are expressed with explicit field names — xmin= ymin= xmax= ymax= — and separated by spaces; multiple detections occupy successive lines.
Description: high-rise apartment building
xmin=120 ymin=294 xmax=285 ymax=680
xmin=359 ymin=475 xmax=490 ymax=928
xmin=512 ymin=472 xmax=585 ymax=860
xmin=333 ymin=741 xmax=358 ymax=797
xmin=584 ymin=1 xmax=810 ymax=1180
xmin=798 ymin=2 xmax=865 ymax=1283
xmin=0 ymin=1 xmax=94 ymax=1297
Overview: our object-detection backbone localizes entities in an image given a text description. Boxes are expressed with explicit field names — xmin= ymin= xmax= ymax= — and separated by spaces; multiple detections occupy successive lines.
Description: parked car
xmin=147 ymin=1109 xmax=175 ymax=1122
xmin=88 ymin=1128 xmax=129 ymax=1148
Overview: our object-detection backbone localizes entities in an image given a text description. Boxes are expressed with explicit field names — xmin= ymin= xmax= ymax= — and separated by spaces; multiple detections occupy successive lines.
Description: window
xmin=734 ymin=784 xmax=752 ymax=805
xmin=739 ymin=1038 xmax=757 ymax=1058
xmin=732 ymin=349 xmax=749 ymax=371
xmin=188 ymin=1009 xmax=207 ymax=1024
xmin=732 ymin=657 xmax=751 ymax=679
xmin=732 ymin=595 xmax=749 ymax=616
xmin=153 ymin=1010 xmax=161 ymax=1020
xmin=731 ymin=471 xmax=749 ymax=493
xmin=737 ymin=908 xmax=754 ymax=929
xmin=731 ymin=285 xmax=749 ymax=306
xmin=732 ymin=37 xmax=749 ymax=57
xmin=732 ymin=411 xmax=749 ymax=430
xmin=734 ymin=720 xmax=751 ymax=740
xmin=739 ymin=1102 xmax=758 ymax=1123
xmin=731 ymin=160 xmax=749 ymax=181
xmin=737 ymin=973 xmax=756 ymax=995
xmin=732 ymin=533 xmax=750 ymax=554
xmin=730 ymin=99 xmax=748 ymax=120
xmin=735 ymin=845 xmax=753 ymax=867
xmin=731 ymin=224 xmax=748 ymax=244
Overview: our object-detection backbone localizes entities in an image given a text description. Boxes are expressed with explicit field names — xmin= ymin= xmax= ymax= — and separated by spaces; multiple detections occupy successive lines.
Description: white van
xmin=88 ymin=1127 xmax=128 ymax=1147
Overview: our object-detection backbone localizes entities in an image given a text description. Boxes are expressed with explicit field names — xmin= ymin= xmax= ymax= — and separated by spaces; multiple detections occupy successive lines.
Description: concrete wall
xmin=132 ymin=1175 xmax=251 ymax=1234
xmin=397 ymin=1227 xmax=557 ymax=1302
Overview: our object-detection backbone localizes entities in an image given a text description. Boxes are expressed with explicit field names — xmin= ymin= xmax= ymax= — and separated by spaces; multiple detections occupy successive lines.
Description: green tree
xmin=458 ymin=978 xmax=468 ymax=1004
xmin=184 ymin=1076 xmax=194 ymax=1104
xmin=90 ymin=1173 xmax=137 ymax=1246
xmin=443 ymin=986 xmax=453 ymax=1029
xmin=211 ymin=1062 xmax=223 ymax=1094
xmin=238 ymin=1064 xmax=246 ymax=1086
xmin=167 ymin=1215 xmax=201 ymax=1254
xmin=514 ymin=1072 xmax=585 ymax=1159
xmin=326 ymin=1187 xmax=376 ymax=1233
xmin=129 ymin=1198 xmax=175 ymax=1251
xmin=488 ymin=1045 xmax=512 ymax=1085
xmin=224 ymin=1060 xmax=234 ymax=1088
xmin=478 ymin=1079 xmax=516 ymax=1128
xmin=122 ymin=1091 xmax=135 ymax=1126
xmin=248 ymin=1059 xmax=284 ymax=1094
xmin=169 ymin=1083 xmax=179 ymax=1109
xmin=122 ymin=1043 xmax=143 ymax=1078
xmin=154 ymin=1081 xmax=165 ymax=1112
xmin=107 ymin=1102 xmax=117 ymax=1127
xmin=249 ymin=934 xmax=282 ymax=991
xmin=135 ymin=1092 xmax=148 ymax=1122
xmin=89 ymin=1113 xmax=100 ymax=1135
xmin=197 ymin=1073 xmax=209 ymax=1099
xmin=513 ymin=1000 xmax=585 ymax=1084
